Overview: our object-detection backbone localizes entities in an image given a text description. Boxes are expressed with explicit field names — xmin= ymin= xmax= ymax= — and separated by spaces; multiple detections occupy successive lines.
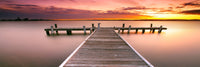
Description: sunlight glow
xmin=144 ymin=14 xmax=200 ymax=20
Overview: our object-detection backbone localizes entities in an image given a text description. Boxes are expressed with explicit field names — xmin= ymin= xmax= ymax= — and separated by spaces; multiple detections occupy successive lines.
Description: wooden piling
xmin=122 ymin=23 xmax=125 ymax=33
xmin=55 ymin=24 xmax=57 ymax=28
xmin=150 ymin=23 xmax=153 ymax=32
xmin=128 ymin=25 xmax=131 ymax=34
xmin=118 ymin=28 xmax=120 ymax=33
xmin=67 ymin=30 xmax=72 ymax=35
xmin=158 ymin=25 xmax=163 ymax=33
xmin=46 ymin=31 xmax=50 ymax=36
xmin=152 ymin=29 xmax=155 ymax=33
xmin=142 ymin=29 xmax=145 ymax=33
xmin=90 ymin=28 xmax=92 ymax=34
xmin=98 ymin=23 xmax=100 ymax=30
xmin=150 ymin=23 xmax=153 ymax=28
xmin=55 ymin=24 xmax=58 ymax=34
xmin=51 ymin=26 xmax=54 ymax=34
xmin=136 ymin=29 xmax=138 ymax=33
xmin=44 ymin=25 xmax=167 ymax=35
xmin=92 ymin=23 xmax=95 ymax=31
xmin=83 ymin=26 xmax=86 ymax=35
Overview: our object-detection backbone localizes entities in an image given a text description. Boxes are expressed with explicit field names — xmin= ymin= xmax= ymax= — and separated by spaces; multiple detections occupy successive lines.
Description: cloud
xmin=0 ymin=8 xmax=42 ymax=19
xmin=69 ymin=0 xmax=76 ymax=2
xmin=0 ymin=3 xmax=152 ymax=19
xmin=7 ymin=4 xmax=38 ymax=7
xmin=177 ymin=0 xmax=200 ymax=8
xmin=181 ymin=9 xmax=200 ymax=15
xmin=96 ymin=10 xmax=152 ymax=19
xmin=0 ymin=5 xmax=100 ymax=19
xmin=176 ymin=6 xmax=184 ymax=8
xmin=159 ymin=7 xmax=174 ymax=12
xmin=5 ymin=4 xmax=40 ymax=10
xmin=122 ymin=7 xmax=148 ymax=10
xmin=0 ymin=0 xmax=12 ymax=3
xmin=100 ymin=10 xmax=139 ymax=15
xmin=43 ymin=6 xmax=99 ymax=15
xmin=183 ymin=2 xmax=200 ymax=6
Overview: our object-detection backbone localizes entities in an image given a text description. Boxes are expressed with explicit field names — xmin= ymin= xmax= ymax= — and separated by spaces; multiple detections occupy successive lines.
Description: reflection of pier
xmin=44 ymin=23 xmax=167 ymax=35
xmin=59 ymin=27 xmax=154 ymax=67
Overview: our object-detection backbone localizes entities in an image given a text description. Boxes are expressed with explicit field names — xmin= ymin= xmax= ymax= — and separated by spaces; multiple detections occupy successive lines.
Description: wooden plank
xmin=60 ymin=28 xmax=153 ymax=67
xmin=114 ymin=27 xmax=167 ymax=30
xmin=44 ymin=28 xmax=91 ymax=31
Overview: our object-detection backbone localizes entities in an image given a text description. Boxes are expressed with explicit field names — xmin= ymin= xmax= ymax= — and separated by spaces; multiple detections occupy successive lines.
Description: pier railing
xmin=44 ymin=23 xmax=167 ymax=35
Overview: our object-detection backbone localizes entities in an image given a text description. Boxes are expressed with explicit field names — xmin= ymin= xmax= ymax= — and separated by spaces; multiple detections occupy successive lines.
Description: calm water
xmin=0 ymin=21 xmax=200 ymax=67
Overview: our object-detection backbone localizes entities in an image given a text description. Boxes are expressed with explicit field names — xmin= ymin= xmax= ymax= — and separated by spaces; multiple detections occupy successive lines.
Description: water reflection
xmin=0 ymin=21 xmax=88 ymax=67
xmin=0 ymin=21 xmax=200 ymax=67
xmin=120 ymin=21 xmax=200 ymax=67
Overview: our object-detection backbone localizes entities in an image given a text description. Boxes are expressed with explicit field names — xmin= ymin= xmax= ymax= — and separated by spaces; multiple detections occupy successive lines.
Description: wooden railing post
xmin=136 ymin=29 xmax=138 ymax=33
xmin=51 ymin=26 xmax=54 ymax=34
xmin=90 ymin=28 xmax=92 ymax=34
xmin=46 ymin=30 xmax=50 ymax=36
xmin=55 ymin=24 xmax=57 ymax=28
xmin=92 ymin=23 xmax=95 ymax=31
xmin=128 ymin=25 xmax=131 ymax=34
xmin=142 ymin=29 xmax=145 ymax=33
xmin=150 ymin=23 xmax=153 ymax=32
xmin=152 ymin=29 xmax=155 ymax=33
xmin=158 ymin=25 xmax=163 ymax=33
xmin=55 ymin=24 xmax=58 ymax=34
xmin=122 ymin=23 xmax=125 ymax=34
xmin=118 ymin=28 xmax=120 ymax=33
xmin=98 ymin=23 xmax=100 ymax=30
xmin=83 ymin=26 xmax=86 ymax=35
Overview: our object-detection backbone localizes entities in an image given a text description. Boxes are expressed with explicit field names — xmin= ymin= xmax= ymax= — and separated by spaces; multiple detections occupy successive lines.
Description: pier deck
xmin=59 ymin=28 xmax=153 ymax=67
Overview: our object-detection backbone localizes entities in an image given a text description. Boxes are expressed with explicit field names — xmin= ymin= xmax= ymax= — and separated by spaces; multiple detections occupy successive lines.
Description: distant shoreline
xmin=1 ymin=20 xmax=200 ymax=21
xmin=1 ymin=19 xmax=200 ymax=21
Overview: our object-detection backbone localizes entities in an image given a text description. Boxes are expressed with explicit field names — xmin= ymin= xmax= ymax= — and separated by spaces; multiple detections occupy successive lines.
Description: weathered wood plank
xmin=60 ymin=28 xmax=153 ymax=67
xmin=114 ymin=27 xmax=167 ymax=30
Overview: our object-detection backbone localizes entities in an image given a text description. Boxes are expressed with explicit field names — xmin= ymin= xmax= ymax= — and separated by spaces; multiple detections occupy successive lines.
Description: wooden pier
xmin=59 ymin=28 xmax=154 ymax=67
xmin=44 ymin=23 xmax=167 ymax=35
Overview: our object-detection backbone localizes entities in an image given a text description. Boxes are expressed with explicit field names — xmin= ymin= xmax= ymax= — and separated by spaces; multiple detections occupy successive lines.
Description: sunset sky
xmin=0 ymin=0 xmax=200 ymax=20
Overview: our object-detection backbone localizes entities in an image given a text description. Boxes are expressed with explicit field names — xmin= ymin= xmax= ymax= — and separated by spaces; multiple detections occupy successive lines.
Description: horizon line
xmin=1 ymin=18 xmax=200 ymax=21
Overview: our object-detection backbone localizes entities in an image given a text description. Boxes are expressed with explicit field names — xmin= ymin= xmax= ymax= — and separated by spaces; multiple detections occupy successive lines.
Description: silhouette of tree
xmin=16 ymin=17 xmax=21 ymax=21
xmin=23 ymin=18 xmax=29 ymax=21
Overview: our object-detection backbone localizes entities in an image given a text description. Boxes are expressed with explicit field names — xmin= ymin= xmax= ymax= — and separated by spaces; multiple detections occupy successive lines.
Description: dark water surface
xmin=0 ymin=21 xmax=200 ymax=67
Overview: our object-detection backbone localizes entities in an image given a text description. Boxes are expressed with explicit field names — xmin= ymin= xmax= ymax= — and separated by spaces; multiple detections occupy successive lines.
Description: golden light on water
xmin=145 ymin=13 xmax=200 ymax=20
